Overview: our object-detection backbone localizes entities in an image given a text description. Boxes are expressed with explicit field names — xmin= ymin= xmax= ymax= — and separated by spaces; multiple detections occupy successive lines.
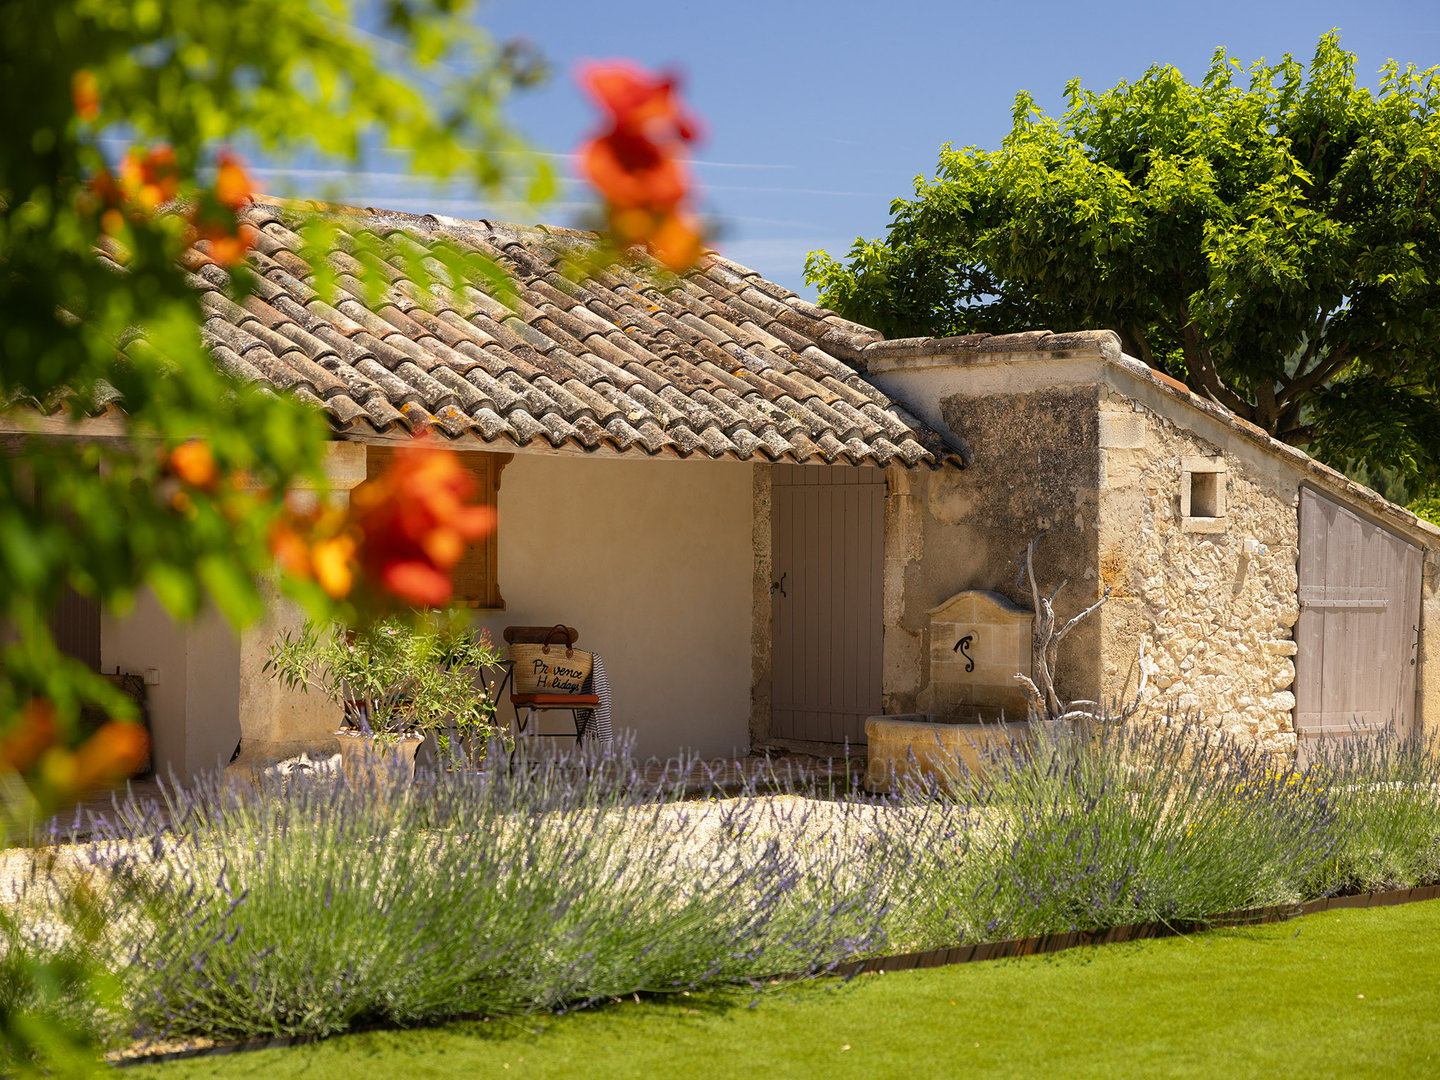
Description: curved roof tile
xmin=179 ymin=201 xmax=969 ymax=468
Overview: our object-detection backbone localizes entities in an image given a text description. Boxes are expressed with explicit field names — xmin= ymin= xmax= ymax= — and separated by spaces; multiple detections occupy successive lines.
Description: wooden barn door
xmin=770 ymin=465 xmax=884 ymax=745
xmin=1295 ymin=488 xmax=1422 ymax=764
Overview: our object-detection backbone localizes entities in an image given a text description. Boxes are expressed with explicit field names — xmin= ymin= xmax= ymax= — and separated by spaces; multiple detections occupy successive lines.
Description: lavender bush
xmin=8 ymin=717 xmax=1440 ymax=1054
xmin=1304 ymin=732 xmax=1440 ymax=893
xmin=34 ymin=751 xmax=897 ymax=1043
xmin=909 ymin=720 xmax=1339 ymax=943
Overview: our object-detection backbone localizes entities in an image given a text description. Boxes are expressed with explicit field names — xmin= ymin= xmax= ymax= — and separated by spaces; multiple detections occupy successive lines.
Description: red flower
xmin=581 ymin=62 xmax=699 ymax=144
xmin=268 ymin=439 xmax=495 ymax=608
xmin=583 ymin=130 xmax=688 ymax=212
xmin=349 ymin=440 xmax=496 ymax=607
xmin=578 ymin=61 xmax=706 ymax=271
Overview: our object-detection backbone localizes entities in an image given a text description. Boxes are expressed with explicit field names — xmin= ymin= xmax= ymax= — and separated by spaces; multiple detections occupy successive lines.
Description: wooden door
xmin=770 ymin=464 xmax=884 ymax=745
xmin=1295 ymin=488 xmax=1422 ymax=763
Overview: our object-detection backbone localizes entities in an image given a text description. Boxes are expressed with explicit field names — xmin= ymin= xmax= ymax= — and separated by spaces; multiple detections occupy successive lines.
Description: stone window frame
xmin=1180 ymin=456 xmax=1228 ymax=534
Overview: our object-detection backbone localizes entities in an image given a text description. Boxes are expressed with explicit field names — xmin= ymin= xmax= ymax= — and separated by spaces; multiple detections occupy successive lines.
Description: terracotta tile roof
xmin=179 ymin=201 xmax=964 ymax=468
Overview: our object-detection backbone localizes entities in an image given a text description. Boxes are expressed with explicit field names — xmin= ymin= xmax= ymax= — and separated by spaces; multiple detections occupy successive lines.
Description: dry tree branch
xmin=1012 ymin=536 xmax=1148 ymax=725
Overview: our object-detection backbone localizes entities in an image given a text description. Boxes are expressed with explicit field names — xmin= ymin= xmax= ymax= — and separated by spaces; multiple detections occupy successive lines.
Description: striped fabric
xmin=578 ymin=652 xmax=614 ymax=748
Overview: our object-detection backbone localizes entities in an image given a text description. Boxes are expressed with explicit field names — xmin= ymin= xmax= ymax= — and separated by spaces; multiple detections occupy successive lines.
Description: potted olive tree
xmin=265 ymin=614 xmax=505 ymax=782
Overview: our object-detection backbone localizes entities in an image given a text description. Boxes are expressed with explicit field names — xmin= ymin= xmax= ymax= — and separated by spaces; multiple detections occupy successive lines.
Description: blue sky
xmin=258 ymin=0 xmax=1440 ymax=300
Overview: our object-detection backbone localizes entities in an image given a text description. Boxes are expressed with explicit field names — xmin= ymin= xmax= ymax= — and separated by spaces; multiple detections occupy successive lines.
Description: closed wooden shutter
xmin=1295 ymin=488 xmax=1422 ymax=763
xmin=47 ymin=585 xmax=101 ymax=671
xmin=33 ymin=469 xmax=101 ymax=670
xmin=365 ymin=445 xmax=509 ymax=609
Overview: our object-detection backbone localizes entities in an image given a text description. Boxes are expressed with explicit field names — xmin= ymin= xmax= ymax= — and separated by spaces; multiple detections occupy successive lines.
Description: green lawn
xmin=128 ymin=900 xmax=1440 ymax=1079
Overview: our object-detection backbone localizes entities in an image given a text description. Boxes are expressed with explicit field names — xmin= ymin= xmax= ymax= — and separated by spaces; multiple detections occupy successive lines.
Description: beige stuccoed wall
xmin=100 ymin=596 xmax=242 ymax=777
xmin=1095 ymin=389 xmax=1302 ymax=756
xmin=473 ymin=453 xmax=754 ymax=760
xmin=111 ymin=446 xmax=752 ymax=778
xmin=103 ymin=442 xmax=365 ymax=781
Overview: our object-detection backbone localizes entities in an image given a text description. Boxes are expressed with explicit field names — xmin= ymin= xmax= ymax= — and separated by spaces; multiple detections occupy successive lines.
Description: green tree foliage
xmin=806 ymin=33 xmax=1440 ymax=497
xmin=0 ymin=1 xmax=547 ymax=741
xmin=2 ymin=2 xmax=550 ymax=1072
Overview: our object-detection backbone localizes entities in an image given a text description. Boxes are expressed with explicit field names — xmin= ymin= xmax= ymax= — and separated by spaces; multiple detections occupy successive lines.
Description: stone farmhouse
xmin=14 ymin=201 xmax=1440 ymax=778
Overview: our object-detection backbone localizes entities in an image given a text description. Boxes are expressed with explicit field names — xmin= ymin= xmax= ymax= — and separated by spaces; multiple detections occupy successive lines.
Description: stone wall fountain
xmin=866 ymin=589 xmax=1033 ymax=791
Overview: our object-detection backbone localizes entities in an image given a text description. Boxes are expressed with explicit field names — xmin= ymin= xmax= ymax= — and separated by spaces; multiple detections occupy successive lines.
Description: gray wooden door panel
xmin=771 ymin=465 xmax=884 ymax=744
xmin=1296 ymin=488 xmax=1421 ymax=763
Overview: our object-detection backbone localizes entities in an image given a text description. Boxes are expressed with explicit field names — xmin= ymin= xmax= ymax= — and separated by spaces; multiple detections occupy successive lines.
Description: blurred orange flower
xmin=269 ymin=504 xmax=357 ymax=601
xmin=2 ymin=702 xmax=148 ymax=802
xmin=88 ymin=167 xmax=123 ymax=207
xmin=579 ymin=61 xmax=705 ymax=271
xmin=584 ymin=132 xmax=688 ymax=213
xmin=189 ymin=150 xmax=255 ymax=265
xmin=82 ymin=146 xmax=256 ymax=266
xmin=67 ymin=721 xmax=150 ymax=792
xmin=71 ymin=69 xmax=100 ymax=122
xmin=120 ymin=145 xmax=180 ymax=211
xmin=349 ymin=441 xmax=496 ymax=607
xmin=645 ymin=209 xmax=704 ymax=272
xmin=582 ymin=62 xmax=699 ymax=146
xmin=268 ymin=439 xmax=493 ymax=608
xmin=0 ymin=700 xmax=58 ymax=772
xmin=310 ymin=533 xmax=358 ymax=599
xmin=214 ymin=150 xmax=253 ymax=210
xmin=167 ymin=440 xmax=220 ymax=490
xmin=192 ymin=215 xmax=252 ymax=266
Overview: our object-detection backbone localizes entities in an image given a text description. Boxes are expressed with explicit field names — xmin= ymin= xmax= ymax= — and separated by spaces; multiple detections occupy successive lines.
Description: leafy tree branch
xmin=807 ymin=32 xmax=1440 ymax=498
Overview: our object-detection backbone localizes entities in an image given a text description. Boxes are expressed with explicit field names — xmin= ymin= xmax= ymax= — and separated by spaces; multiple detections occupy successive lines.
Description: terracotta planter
xmin=334 ymin=730 xmax=426 ymax=785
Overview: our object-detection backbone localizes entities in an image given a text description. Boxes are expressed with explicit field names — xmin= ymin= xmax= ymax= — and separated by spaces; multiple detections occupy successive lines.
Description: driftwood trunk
xmin=1013 ymin=537 xmax=1146 ymax=724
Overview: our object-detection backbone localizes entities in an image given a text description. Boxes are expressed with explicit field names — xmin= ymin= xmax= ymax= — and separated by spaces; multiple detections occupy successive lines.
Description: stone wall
xmin=1096 ymin=390 xmax=1301 ymax=756
xmin=867 ymin=333 xmax=1440 ymax=759
xmin=881 ymin=385 xmax=1104 ymax=720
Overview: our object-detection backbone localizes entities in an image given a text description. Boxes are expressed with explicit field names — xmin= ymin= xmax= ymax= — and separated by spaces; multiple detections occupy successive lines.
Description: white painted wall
xmin=474 ymin=454 xmax=755 ymax=760
xmin=99 ymin=448 xmax=755 ymax=776
xmin=100 ymin=594 xmax=240 ymax=777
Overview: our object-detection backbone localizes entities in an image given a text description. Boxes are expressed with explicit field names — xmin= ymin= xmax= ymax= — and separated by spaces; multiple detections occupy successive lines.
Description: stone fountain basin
xmin=864 ymin=713 xmax=1028 ymax=793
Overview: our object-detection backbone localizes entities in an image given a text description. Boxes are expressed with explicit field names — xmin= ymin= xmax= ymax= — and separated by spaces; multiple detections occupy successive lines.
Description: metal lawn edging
xmin=824 ymin=883 xmax=1440 ymax=978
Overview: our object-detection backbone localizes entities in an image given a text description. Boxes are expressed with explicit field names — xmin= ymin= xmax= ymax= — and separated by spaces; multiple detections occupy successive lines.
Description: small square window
xmin=1180 ymin=457 xmax=1227 ymax=533
xmin=1189 ymin=470 xmax=1219 ymax=517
